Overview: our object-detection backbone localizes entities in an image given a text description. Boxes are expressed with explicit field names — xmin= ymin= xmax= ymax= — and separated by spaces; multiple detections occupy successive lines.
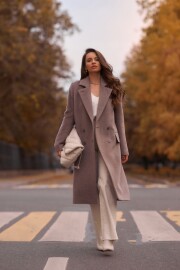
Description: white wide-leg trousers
xmin=90 ymin=151 xmax=118 ymax=243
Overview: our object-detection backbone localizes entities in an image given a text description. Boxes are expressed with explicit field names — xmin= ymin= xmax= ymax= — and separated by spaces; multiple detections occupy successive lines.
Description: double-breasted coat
xmin=54 ymin=76 xmax=130 ymax=204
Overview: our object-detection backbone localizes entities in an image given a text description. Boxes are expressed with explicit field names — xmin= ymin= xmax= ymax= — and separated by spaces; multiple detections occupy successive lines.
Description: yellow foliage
xmin=122 ymin=0 xmax=180 ymax=161
xmin=0 ymin=0 xmax=77 ymax=153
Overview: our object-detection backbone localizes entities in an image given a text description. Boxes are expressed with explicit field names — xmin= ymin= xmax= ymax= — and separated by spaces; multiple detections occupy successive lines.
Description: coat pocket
xmin=115 ymin=132 xmax=120 ymax=143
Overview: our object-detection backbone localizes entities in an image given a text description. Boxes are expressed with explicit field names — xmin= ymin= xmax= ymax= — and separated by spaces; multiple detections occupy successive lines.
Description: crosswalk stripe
xmin=129 ymin=184 xmax=143 ymax=188
xmin=0 ymin=212 xmax=56 ymax=241
xmin=128 ymin=184 xmax=168 ymax=188
xmin=145 ymin=184 xmax=168 ymax=188
xmin=0 ymin=212 xmax=23 ymax=229
xmin=0 ymin=211 xmax=179 ymax=243
xmin=15 ymin=184 xmax=73 ymax=189
xmin=161 ymin=211 xmax=180 ymax=226
xmin=116 ymin=211 xmax=126 ymax=221
xmin=130 ymin=211 xmax=180 ymax=242
xmin=14 ymin=183 xmax=170 ymax=189
xmin=43 ymin=257 xmax=69 ymax=270
xmin=40 ymin=211 xmax=89 ymax=242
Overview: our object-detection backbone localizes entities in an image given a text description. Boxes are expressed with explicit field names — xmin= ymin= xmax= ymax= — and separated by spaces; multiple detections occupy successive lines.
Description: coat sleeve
xmin=114 ymin=99 xmax=129 ymax=155
xmin=54 ymin=83 xmax=75 ymax=152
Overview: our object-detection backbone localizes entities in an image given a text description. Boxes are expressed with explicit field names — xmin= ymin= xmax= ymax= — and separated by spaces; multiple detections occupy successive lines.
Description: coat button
xmin=107 ymin=127 xmax=110 ymax=130
xmin=82 ymin=129 xmax=85 ymax=132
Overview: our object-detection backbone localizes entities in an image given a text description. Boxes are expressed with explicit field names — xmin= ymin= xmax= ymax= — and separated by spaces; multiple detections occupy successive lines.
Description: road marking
xmin=58 ymin=184 xmax=73 ymax=188
xmin=0 ymin=210 xmax=179 ymax=243
xmin=43 ymin=257 xmax=69 ymax=270
xmin=145 ymin=184 xmax=168 ymax=188
xmin=15 ymin=184 xmax=73 ymax=189
xmin=40 ymin=211 xmax=89 ymax=242
xmin=130 ymin=211 xmax=180 ymax=242
xmin=129 ymin=184 xmax=169 ymax=188
xmin=14 ymin=183 xmax=170 ymax=189
xmin=116 ymin=211 xmax=126 ymax=221
xmin=128 ymin=240 xmax=136 ymax=243
xmin=0 ymin=212 xmax=56 ymax=241
xmin=0 ymin=212 xmax=23 ymax=229
xmin=129 ymin=184 xmax=143 ymax=188
xmin=161 ymin=211 xmax=180 ymax=226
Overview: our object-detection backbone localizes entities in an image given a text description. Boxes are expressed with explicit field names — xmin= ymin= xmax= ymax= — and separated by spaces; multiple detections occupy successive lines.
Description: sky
xmin=60 ymin=0 xmax=144 ymax=84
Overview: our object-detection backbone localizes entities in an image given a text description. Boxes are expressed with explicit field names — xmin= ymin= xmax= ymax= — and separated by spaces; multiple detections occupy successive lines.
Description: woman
xmin=54 ymin=48 xmax=130 ymax=253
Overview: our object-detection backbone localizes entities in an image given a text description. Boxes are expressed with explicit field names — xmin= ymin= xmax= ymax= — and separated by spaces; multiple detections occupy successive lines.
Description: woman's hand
xmin=57 ymin=150 xmax=62 ymax=157
xmin=121 ymin=155 xmax=128 ymax=163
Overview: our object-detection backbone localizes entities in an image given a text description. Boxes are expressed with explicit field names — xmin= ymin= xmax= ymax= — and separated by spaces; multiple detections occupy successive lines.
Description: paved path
xmin=0 ymin=173 xmax=179 ymax=270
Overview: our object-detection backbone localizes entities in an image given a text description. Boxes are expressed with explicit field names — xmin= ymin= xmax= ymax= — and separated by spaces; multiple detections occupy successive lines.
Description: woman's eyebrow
xmin=86 ymin=57 xmax=98 ymax=60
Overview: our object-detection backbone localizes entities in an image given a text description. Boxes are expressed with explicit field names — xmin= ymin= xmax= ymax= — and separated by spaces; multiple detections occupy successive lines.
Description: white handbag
xmin=60 ymin=127 xmax=84 ymax=169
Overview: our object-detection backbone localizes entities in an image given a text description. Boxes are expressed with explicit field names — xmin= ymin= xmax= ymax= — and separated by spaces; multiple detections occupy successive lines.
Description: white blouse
xmin=91 ymin=92 xmax=99 ymax=117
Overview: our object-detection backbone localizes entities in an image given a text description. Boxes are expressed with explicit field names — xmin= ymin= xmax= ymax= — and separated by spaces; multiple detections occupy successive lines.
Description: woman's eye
xmin=86 ymin=57 xmax=99 ymax=63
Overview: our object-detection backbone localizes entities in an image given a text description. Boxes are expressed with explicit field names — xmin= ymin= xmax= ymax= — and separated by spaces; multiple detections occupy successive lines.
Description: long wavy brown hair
xmin=80 ymin=48 xmax=125 ymax=106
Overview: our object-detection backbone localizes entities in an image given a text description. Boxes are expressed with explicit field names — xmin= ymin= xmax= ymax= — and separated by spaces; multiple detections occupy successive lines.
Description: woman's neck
xmin=89 ymin=73 xmax=100 ymax=85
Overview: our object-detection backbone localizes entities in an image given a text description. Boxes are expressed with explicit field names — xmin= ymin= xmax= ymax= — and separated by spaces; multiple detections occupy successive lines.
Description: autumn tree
xmin=122 ymin=0 xmax=180 ymax=163
xmin=0 ymin=0 xmax=77 ymax=153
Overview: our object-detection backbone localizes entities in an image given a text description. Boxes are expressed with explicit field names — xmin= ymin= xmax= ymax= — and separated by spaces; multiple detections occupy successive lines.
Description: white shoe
xmin=96 ymin=239 xmax=104 ymax=251
xmin=97 ymin=240 xmax=114 ymax=253
xmin=102 ymin=240 xmax=114 ymax=251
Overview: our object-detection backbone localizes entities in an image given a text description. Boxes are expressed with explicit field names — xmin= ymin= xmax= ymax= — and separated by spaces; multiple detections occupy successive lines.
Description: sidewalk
xmin=0 ymin=167 xmax=179 ymax=189
xmin=124 ymin=164 xmax=180 ymax=185
xmin=0 ymin=169 xmax=73 ymax=189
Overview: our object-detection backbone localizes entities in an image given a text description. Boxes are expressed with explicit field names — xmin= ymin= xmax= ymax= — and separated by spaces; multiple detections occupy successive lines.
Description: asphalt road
xmin=0 ymin=173 xmax=179 ymax=270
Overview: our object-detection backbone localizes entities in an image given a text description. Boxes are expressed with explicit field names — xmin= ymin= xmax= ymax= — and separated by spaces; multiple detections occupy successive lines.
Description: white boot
xmin=97 ymin=239 xmax=115 ymax=252
xmin=96 ymin=238 xmax=104 ymax=251
xmin=102 ymin=240 xmax=114 ymax=251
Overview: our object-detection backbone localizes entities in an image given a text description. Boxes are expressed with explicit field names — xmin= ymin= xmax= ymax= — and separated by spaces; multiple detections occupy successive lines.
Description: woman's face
xmin=85 ymin=52 xmax=101 ymax=74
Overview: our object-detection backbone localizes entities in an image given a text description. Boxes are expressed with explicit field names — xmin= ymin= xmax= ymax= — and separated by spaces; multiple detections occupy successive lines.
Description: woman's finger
xmin=57 ymin=150 xmax=61 ymax=157
xmin=121 ymin=155 xmax=128 ymax=163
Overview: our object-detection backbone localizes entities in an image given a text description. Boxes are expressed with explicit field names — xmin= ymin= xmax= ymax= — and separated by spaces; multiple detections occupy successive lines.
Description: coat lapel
xmin=78 ymin=77 xmax=94 ymax=123
xmin=78 ymin=76 xmax=112 ymax=123
xmin=96 ymin=78 xmax=112 ymax=121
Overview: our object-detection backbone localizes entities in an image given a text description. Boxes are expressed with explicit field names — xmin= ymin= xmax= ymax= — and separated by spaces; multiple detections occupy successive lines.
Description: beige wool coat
xmin=54 ymin=76 xmax=130 ymax=204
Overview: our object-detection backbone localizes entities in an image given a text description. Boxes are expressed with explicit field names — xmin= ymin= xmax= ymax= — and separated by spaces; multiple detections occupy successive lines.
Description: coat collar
xmin=78 ymin=76 xmax=112 ymax=123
